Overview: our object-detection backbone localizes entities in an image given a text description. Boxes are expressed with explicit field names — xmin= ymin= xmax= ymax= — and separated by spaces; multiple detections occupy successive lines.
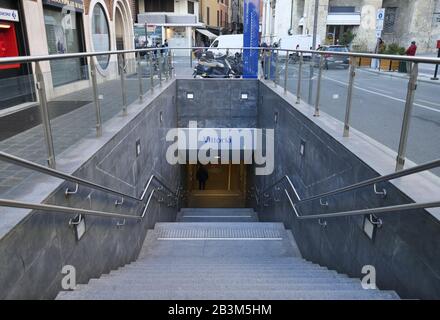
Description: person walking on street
xmin=405 ymin=41 xmax=417 ymax=74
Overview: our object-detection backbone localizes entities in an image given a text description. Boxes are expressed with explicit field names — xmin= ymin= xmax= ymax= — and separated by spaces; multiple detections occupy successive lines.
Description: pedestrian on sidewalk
xmin=372 ymin=38 xmax=385 ymax=69
xmin=405 ymin=41 xmax=417 ymax=74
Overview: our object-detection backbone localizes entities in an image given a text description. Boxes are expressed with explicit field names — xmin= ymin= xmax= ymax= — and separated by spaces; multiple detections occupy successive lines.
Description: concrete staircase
xmin=56 ymin=208 xmax=399 ymax=300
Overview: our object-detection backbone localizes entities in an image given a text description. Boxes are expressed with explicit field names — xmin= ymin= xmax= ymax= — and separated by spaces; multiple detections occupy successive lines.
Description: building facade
xmin=262 ymin=0 xmax=440 ymax=52
xmin=230 ymin=0 xmax=244 ymax=33
xmin=0 ymin=0 xmax=135 ymax=110
xmin=198 ymin=0 xmax=231 ymax=33
xmin=136 ymin=0 xmax=202 ymax=55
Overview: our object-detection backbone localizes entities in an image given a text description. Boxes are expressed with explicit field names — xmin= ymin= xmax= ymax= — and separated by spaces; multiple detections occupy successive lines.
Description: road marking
xmin=323 ymin=75 xmax=440 ymax=113
xmin=158 ymin=238 xmax=283 ymax=241
xmin=367 ymin=86 xmax=390 ymax=95
xmin=416 ymin=98 xmax=440 ymax=107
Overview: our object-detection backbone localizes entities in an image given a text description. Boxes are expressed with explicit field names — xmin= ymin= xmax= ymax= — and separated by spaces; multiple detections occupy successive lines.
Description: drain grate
xmin=156 ymin=227 xmax=284 ymax=240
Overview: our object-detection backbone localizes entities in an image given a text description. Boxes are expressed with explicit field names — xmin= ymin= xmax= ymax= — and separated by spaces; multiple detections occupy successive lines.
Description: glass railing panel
xmin=318 ymin=54 xmax=350 ymax=119
xmin=409 ymin=66 xmax=440 ymax=176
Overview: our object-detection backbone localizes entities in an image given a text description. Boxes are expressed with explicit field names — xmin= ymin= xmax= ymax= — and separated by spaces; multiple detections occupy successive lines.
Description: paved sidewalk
xmin=0 ymin=73 xmax=158 ymax=196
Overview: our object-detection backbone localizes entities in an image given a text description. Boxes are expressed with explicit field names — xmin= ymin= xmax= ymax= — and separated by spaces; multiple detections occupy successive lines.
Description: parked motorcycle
xmin=193 ymin=51 xmax=242 ymax=78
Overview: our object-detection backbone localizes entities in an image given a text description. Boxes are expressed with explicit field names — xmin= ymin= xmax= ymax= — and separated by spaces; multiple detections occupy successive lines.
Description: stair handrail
xmin=258 ymin=159 xmax=440 ymax=220
xmin=0 ymin=151 xmax=180 ymax=204
xmin=0 ymin=198 xmax=142 ymax=221
xmin=0 ymin=151 xmax=140 ymax=202
xmin=140 ymin=174 xmax=178 ymax=201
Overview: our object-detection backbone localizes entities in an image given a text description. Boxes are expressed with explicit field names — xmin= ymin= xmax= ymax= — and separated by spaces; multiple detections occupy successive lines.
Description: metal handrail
xmin=0 ymin=151 xmax=139 ymax=201
xmin=258 ymin=159 xmax=440 ymax=220
xmin=140 ymin=174 xmax=178 ymax=201
xmin=0 ymin=47 xmax=439 ymax=65
xmin=282 ymin=189 xmax=440 ymax=220
xmin=141 ymin=189 xmax=156 ymax=219
xmin=0 ymin=151 xmax=179 ymax=205
xmin=0 ymin=199 xmax=141 ymax=221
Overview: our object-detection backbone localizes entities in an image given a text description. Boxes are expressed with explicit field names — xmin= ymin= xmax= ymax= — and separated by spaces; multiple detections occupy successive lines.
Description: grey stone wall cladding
xmin=176 ymin=79 xmax=259 ymax=128
xmin=0 ymin=84 xmax=179 ymax=300
xmin=255 ymin=82 xmax=440 ymax=299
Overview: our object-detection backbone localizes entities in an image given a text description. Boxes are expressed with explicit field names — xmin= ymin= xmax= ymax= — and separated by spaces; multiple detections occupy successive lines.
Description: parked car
xmin=314 ymin=45 xmax=350 ymax=69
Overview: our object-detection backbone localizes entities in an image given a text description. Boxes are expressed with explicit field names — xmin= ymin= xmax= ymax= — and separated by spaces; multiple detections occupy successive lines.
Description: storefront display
xmin=43 ymin=1 xmax=87 ymax=87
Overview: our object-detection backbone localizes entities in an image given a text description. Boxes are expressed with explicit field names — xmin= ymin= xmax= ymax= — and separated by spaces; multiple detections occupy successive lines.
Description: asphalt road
xmin=280 ymin=62 xmax=440 ymax=175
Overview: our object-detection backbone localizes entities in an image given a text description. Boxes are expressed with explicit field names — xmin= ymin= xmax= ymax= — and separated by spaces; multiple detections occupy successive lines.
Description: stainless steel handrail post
xmin=137 ymin=53 xmax=143 ymax=103
xmin=268 ymin=50 xmax=272 ymax=81
xmin=118 ymin=53 xmax=127 ymax=116
xmin=34 ymin=62 xmax=56 ymax=169
xmin=343 ymin=58 xmax=357 ymax=137
xmin=314 ymin=55 xmax=324 ymax=117
xmin=284 ymin=50 xmax=289 ymax=94
xmin=89 ymin=58 xmax=102 ymax=137
xmin=149 ymin=54 xmax=154 ymax=93
xmin=274 ymin=49 xmax=279 ymax=87
xmin=158 ymin=55 xmax=163 ymax=86
xmin=396 ymin=63 xmax=419 ymax=171
xmin=190 ymin=49 xmax=193 ymax=68
xmin=296 ymin=53 xmax=303 ymax=104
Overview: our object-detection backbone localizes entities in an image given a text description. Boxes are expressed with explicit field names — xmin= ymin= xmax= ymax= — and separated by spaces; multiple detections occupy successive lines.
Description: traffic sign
xmin=376 ymin=8 xmax=385 ymax=31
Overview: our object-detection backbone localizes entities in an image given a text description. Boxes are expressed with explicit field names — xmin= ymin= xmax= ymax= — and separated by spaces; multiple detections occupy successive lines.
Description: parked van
xmin=209 ymin=34 xmax=243 ymax=56
xmin=278 ymin=35 xmax=321 ymax=57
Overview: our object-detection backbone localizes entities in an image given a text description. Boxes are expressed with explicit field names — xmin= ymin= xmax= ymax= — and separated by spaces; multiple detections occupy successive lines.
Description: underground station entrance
xmin=186 ymin=163 xmax=248 ymax=208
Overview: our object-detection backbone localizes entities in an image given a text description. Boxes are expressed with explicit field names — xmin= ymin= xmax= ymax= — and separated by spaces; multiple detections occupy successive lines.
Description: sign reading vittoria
xmin=42 ymin=0 xmax=84 ymax=12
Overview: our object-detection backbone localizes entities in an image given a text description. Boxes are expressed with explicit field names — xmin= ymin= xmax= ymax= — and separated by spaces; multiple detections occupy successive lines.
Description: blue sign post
xmin=243 ymin=0 xmax=260 ymax=78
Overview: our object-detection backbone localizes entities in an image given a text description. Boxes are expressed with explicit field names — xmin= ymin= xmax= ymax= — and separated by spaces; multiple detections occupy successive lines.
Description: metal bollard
xmin=35 ymin=62 xmax=56 ymax=169
xmin=296 ymin=53 xmax=303 ymax=104
xmin=118 ymin=53 xmax=127 ymax=116
xmin=284 ymin=50 xmax=289 ymax=94
xmin=313 ymin=55 xmax=324 ymax=117
xmin=137 ymin=53 xmax=143 ymax=103
xmin=396 ymin=62 xmax=419 ymax=171
xmin=343 ymin=59 xmax=357 ymax=137
xmin=90 ymin=58 xmax=102 ymax=137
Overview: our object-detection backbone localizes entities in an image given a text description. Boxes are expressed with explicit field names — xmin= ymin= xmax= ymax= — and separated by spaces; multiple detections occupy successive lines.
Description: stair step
xmin=179 ymin=216 xmax=258 ymax=222
xmin=79 ymin=282 xmax=370 ymax=292
xmin=57 ymin=289 xmax=399 ymax=300
xmin=55 ymin=216 xmax=399 ymax=300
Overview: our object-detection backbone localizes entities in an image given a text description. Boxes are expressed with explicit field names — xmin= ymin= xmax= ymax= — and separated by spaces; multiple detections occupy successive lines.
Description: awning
xmin=196 ymin=29 xmax=218 ymax=40
xmin=326 ymin=14 xmax=361 ymax=26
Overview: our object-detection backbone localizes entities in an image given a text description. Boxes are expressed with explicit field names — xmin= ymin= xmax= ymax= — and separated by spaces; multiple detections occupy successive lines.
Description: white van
xmin=278 ymin=35 xmax=321 ymax=57
xmin=209 ymin=34 xmax=243 ymax=56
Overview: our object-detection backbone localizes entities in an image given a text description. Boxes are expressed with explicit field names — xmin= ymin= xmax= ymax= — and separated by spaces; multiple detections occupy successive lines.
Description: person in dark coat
xmin=196 ymin=165 xmax=208 ymax=190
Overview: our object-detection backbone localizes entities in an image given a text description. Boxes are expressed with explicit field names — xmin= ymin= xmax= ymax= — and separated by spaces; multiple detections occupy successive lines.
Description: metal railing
xmin=1 ymin=46 xmax=440 ymax=192
xmin=255 ymin=159 xmax=440 ymax=225
xmin=0 ymin=151 xmax=179 ymax=224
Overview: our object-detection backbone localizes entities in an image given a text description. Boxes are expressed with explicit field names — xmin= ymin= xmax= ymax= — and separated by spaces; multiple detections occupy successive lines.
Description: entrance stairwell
xmin=57 ymin=208 xmax=399 ymax=300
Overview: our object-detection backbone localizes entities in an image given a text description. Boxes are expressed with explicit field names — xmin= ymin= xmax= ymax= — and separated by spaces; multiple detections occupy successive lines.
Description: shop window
xmin=188 ymin=1 xmax=194 ymax=14
xmin=384 ymin=7 xmax=397 ymax=33
xmin=44 ymin=5 xmax=87 ymax=87
xmin=144 ymin=0 xmax=174 ymax=12
xmin=91 ymin=3 xmax=110 ymax=69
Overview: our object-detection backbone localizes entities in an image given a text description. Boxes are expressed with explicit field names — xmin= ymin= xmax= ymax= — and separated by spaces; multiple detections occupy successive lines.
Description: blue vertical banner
xmin=243 ymin=0 xmax=260 ymax=78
